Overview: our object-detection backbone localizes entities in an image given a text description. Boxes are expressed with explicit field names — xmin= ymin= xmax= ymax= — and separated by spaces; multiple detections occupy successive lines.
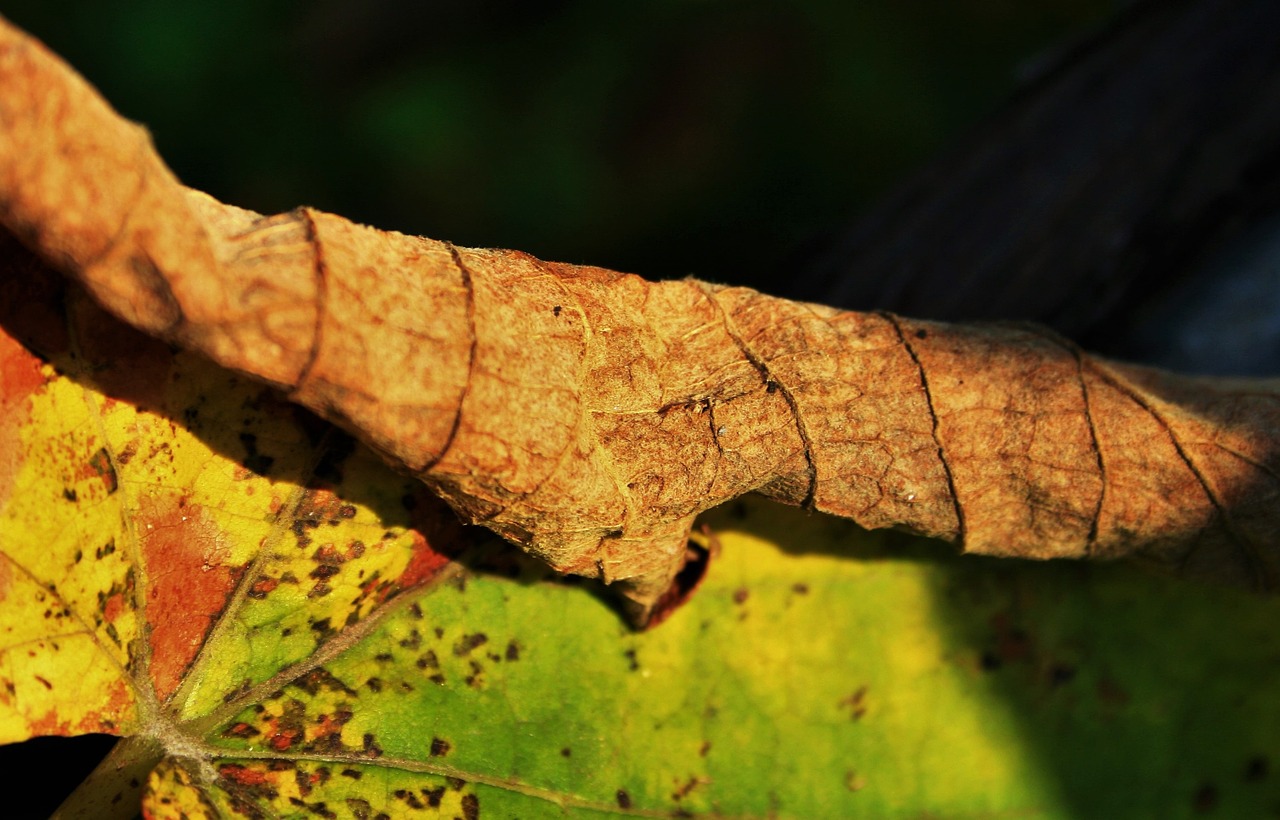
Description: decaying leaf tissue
xmin=1 ymin=15 xmax=1278 ymax=626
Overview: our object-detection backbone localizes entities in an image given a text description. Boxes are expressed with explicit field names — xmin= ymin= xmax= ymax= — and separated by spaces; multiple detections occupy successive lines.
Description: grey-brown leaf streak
xmin=880 ymin=311 xmax=966 ymax=545
xmin=293 ymin=207 xmax=327 ymax=395
xmin=426 ymin=242 xmax=477 ymax=474
xmin=1022 ymin=325 xmax=1107 ymax=559
xmin=700 ymin=284 xmax=818 ymax=510
xmin=1093 ymin=360 xmax=1271 ymax=590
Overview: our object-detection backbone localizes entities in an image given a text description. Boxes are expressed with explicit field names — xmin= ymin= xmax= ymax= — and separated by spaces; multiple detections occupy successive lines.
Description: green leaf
xmin=3 ymin=253 xmax=1280 ymax=818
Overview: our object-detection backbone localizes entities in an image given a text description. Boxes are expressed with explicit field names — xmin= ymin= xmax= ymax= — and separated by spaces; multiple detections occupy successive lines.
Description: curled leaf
xmin=1 ymin=17 xmax=1278 ymax=625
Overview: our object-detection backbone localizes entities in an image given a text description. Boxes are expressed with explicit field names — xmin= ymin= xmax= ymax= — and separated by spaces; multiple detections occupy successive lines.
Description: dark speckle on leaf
xmin=453 ymin=633 xmax=488 ymax=656
xmin=1193 ymin=783 xmax=1218 ymax=813
xmin=616 ymin=789 xmax=632 ymax=809
xmin=87 ymin=447 xmax=117 ymax=493
xmin=1048 ymin=664 xmax=1076 ymax=686
xmin=1245 ymin=755 xmax=1269 ymax=781
xmin=430 ymin=737 xmax=451 ymax=757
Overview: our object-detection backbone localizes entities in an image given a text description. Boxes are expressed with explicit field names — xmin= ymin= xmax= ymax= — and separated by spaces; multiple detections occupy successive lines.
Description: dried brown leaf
xmin=2 ymin=17 xmax=1278 ymax=622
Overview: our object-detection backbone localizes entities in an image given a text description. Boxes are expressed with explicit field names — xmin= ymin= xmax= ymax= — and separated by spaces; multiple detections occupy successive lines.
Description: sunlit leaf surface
xmin=2 ymin=255 xmax=1280 ymax=818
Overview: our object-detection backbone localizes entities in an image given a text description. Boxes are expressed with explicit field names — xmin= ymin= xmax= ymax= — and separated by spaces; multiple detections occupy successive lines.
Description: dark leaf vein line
xmin=881 ymin=312 xmax=966 ymax=543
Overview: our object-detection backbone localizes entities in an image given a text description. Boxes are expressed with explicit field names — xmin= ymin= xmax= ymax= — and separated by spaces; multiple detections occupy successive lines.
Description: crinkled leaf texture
xmin=2 ymin=248 xmax=1280 ymax=818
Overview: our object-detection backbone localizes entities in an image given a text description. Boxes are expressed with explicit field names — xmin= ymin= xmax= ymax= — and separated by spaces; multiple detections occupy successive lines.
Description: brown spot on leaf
xmin=101 ymin=591 xmax=125 ymax=623
xmin=672 ymin=775 xmax=707 ymax=801
xmin=309 ymin=564 xmax=340 ymax=580
xmin=430 ymin=737 xmax=451 ymax=757
xmin=219 ymin=763 xmax=269 ymax=787
xmin=1193 ymin=783 xmax=1218 ymax=813
xmin=989 ymin=612 xmax=1032 ymax=665
xmin=453 ymin=633 xmax=488 ymax=656
xmin=248 ymin=576 xmax=279 ymax=599
xmin=461 ymin=792 xmax=479 ymax=820
xmin=1048 ymin=663 xmax=1076 ymax=687
xmin=85 ymin=447 xmax=117 ymax=494
xmin=222 ymin=722 xmax=260 ymax=739
xmin=839 ymin=686 xmax=868 ymax=720
xmin=269 ymin=729 xmax=299 ymax=751
xmin=1097 ymin=677 xmax=1130 ymax=708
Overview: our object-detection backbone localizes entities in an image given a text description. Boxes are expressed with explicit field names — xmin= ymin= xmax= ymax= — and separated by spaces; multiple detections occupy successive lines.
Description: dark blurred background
xmin=4 ymin=0 xmax=1113 ymax=289
xmin=10 ymin=0 xmax=1280 ymax=815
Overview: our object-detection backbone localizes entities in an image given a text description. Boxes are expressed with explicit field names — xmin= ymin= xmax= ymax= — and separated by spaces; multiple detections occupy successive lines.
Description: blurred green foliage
xmin=5 ymin=0 xmax=1113 ymax=291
